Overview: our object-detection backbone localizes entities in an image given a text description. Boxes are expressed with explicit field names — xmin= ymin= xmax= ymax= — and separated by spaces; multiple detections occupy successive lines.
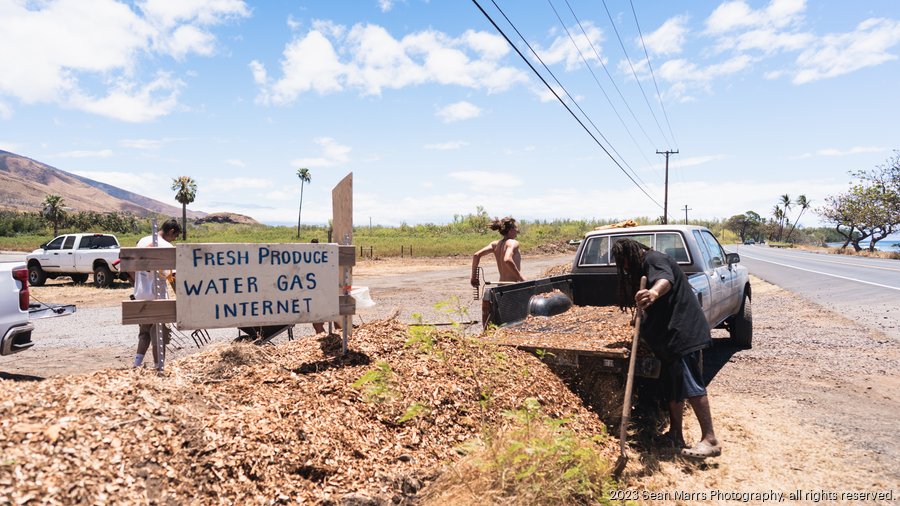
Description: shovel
xmin=613 ymin=276 xmax=647 ymax=479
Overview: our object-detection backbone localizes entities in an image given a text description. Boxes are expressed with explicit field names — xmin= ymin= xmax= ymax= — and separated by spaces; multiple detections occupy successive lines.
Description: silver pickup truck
xmin=486 ymin=225 xmax=752 ymax=377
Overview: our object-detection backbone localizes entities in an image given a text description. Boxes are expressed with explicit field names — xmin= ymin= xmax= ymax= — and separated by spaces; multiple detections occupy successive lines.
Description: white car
xmin=26 ymin=233 xmax=122 ymax=288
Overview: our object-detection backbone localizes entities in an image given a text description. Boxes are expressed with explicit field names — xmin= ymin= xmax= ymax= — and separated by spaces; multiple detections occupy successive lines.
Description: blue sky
xmin=2 ymin=0 xmax=898 ymax=229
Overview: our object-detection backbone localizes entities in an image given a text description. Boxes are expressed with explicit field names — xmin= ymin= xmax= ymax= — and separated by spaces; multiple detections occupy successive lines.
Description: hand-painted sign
xmin=175 ymin=243 xmax=339 ymax=330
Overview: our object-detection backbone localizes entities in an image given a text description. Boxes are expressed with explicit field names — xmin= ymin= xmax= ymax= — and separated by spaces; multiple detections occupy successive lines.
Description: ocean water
xmin=825 ymin=240 xmax=900 ymax=251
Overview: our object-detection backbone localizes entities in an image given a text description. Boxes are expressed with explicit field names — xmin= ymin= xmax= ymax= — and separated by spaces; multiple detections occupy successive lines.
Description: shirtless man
xmin=470 ymin=216 xmax=524 ymax=327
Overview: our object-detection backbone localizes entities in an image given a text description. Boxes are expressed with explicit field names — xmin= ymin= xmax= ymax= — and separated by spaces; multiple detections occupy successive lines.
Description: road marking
xmin=734 ymin=247 xmax=900 ymax=273
xmin=738 ymin=252 xmax=900 ymax=291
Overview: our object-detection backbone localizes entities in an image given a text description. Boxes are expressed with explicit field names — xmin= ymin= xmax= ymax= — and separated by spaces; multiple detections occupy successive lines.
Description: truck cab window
xmin=579 ymin=236 xmax=610 ymax=266
xmin=45 ymin=237 xmax=64 ymax=250
xmin=62 ymin=236 xmax=76 ymax=249
xmin=657 ymin=233 xmax=689 ymax=263
xmin=692 ymin=230 xmax=715 ymax=271
xmin=700 ymin=231 xmax=725 ymax=267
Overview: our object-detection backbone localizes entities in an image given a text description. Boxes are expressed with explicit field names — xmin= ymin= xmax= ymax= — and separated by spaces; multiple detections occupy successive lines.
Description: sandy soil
xmin=3 ymin=253 xmax=899 ymax=503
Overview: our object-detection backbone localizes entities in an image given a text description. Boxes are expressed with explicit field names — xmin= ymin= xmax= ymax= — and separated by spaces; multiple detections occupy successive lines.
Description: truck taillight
xmin=12 ymin=267 xmax=29 ymax=311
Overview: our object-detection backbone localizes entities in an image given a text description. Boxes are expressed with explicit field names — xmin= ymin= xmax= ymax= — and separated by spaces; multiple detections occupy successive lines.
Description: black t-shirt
xmin=639 ymin=250 xmax=711 ymax=359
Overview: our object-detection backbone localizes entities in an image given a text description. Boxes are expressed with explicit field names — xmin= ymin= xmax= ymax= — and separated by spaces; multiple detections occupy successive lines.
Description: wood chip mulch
xmin=490 ymin=305 xmax=652 ymax=356
xmin=0 ymin=316 xmax=618 ymax=505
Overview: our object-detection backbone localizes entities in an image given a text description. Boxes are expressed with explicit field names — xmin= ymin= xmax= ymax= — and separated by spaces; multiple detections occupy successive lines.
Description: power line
xmin=543 ymin=0 xmax=657 ymax=191
xmin=600 ymin=0 xmax=673 ymax=148
xmin=657 ymin=149 xmax=678 ymax=224
xmin=470 ymin=0 xmax=663 ymax=210
xmin=629 ymin=0 xmax=678 ymax=148
xmin=547 ymin=0 xmax=657 ymax=174
xmin=563 ymin=0 xmax=660 ymax=164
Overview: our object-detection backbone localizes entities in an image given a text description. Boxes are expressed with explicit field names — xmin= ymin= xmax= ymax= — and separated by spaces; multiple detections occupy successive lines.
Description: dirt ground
xmin=3 ymin=253 xmax=899 ymax=503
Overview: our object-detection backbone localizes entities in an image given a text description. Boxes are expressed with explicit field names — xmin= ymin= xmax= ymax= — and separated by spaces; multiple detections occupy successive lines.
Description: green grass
xmin=0 ymin=216 xmax=742 ymax=258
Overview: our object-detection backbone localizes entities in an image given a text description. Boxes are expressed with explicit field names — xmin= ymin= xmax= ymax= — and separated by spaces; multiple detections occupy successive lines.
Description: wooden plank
xmin=339 ymin=245 xmax=356 ymax=267
xmin=331 ymin=173 xmax=353 ymax=246
xmin=339 ymin=295 xmax=356 ymax=316
xmin=119 ymin=247 xmax=175 ymax=271
xmin=122 ymin=299 xmax=176 ymax=324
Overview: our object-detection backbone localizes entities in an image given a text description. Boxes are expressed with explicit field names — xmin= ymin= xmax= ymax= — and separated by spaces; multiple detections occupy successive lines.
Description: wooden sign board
xmin=175 ymin=243 xmax=340 ymax=330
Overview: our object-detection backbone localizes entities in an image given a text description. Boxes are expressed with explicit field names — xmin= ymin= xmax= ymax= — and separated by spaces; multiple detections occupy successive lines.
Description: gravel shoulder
xmin=2 ymin=253 xmax=898 ymax=500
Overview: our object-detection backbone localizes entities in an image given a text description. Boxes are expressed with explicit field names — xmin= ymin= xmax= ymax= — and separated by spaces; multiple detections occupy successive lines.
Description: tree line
xmin=725 ymin=151 xmax=899 ymax=251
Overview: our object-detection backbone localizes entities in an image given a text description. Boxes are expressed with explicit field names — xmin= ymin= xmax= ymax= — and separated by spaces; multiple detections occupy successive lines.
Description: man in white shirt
xmin=132 ymin=219 xmax=181 ymax=368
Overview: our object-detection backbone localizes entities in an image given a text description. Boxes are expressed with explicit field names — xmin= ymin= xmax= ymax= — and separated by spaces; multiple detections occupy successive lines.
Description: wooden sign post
xmin=119 ymin=172 xmax=358 ymax=367
xmin=332 ymin=173 xmax=353 ymax=354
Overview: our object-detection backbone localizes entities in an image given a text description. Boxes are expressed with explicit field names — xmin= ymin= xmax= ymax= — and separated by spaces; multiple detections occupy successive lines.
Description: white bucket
xmin=350 ymin=286 xmax=376 ymax=309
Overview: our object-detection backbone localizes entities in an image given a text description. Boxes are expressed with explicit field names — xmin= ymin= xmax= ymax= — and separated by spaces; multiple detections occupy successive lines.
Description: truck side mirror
xmin=726 ymin=252 xmax=740 ymax=265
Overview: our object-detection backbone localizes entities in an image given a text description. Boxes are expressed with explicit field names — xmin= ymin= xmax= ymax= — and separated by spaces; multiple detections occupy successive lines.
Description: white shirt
xmin=132 ymin=235 xmax=174 ymax=301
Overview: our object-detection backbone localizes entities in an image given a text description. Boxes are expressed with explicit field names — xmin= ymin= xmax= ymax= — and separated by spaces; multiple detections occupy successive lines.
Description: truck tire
xmin=28 ymin=264 xmax=47 ymax=286
xmin=71 ymin=273 xmax=89 ymax=284
xmin=93 ymin=264 xmax=113 ymax=288
xmin=729 ymin=293 xmax=752 ymax=349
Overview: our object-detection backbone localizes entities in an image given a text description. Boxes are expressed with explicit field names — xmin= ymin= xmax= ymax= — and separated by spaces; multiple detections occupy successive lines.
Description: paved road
xmin=729 ymin=244 xmax=900 ymax=340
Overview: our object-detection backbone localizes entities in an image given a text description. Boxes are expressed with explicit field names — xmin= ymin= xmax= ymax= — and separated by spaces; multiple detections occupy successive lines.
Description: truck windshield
xmin=579 ymin=232 xmax=689 ymax=266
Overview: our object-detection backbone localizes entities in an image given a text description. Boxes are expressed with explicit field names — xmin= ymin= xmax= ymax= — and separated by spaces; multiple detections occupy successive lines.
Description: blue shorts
xmin=660 ymin=350 xmax=707 ymax=402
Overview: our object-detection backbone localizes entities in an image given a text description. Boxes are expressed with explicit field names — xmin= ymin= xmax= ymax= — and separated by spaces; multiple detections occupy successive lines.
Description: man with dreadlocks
xmin=471 ymin=216 xmax=524 ymax=327
xmin=611 ymin=238 xmax=721 ymax=459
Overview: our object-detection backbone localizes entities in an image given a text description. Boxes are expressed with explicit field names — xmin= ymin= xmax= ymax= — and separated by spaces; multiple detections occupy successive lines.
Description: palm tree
xmin=296 ymin=168 xmax=311 ymax=239
xmin=785 ymin=195 xmax=811 ymax=242
xmin=171 ymin=176 xmax=197 ymax=240
xmin=771 ymin=204 xmax=783 ymax=241
xmin=778 ymin=194 xmax=792 ymax=240
xmin=42 ymin=194 xmax=66 ymax=236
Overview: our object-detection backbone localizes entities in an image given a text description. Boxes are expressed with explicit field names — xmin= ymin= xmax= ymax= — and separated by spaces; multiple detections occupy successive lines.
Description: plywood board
xmin=331 ymin=173 xmax=353 ymax=246
xmin=174 ymin=243 xmax=341 ymax=330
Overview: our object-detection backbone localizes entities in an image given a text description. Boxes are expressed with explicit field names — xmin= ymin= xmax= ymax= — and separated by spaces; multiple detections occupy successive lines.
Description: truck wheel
xmin=71 ymin=274 xmax=89 ymax=284
xmin=93 ymin=264 xmax=113 ymax=288
xmin=729 ymin=293 xmax=752 ymax=349
xmin=28 ymin=264 xmax=47 ymax=286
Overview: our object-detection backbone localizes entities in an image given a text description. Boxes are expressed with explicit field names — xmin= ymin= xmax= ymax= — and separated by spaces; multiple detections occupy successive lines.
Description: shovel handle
xmin=618 ymin=276 xmax=647 ymax=462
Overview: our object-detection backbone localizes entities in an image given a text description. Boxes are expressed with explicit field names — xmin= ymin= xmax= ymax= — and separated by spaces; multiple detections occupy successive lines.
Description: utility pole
xmin=656 ymin=149 xmax=679 ymax=224
xmin=682 ymin=205 xmax=691 ymax=225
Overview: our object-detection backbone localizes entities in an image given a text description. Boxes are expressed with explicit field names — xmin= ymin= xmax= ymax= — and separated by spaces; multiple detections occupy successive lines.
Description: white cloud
xmin=291 ymin=137 xmax=351 ymax=168
xmin=225 ymin=159 xmax=246 ymax=167
xmin=657 ymin=55 xmax=753 ymax=83
xmin=643 ymin=15 xmax=689 ymax=55
xmin=792 ymin=146 xmax=888 ymax=159
xmin=424 ymin=141 xmax=468 ymax=151
xmin=68 ymin=73 xmax=184 ymax=123
xmin=0 ymin=101 xmax=11 ymax=120
xmin=792 ymin=18 xmax=900 ymax=84
xmin=0 ymin=141 xmax=20 ymax=152
xmin=448 ymin=171 xmax=522 ymax=192
xmin=0 ymin=0 xmax=248 ymax=122
xmin=54 ymin=149 xmax=115 ymax=158
xmin=705 ymin=0 xmax=806 ymax=34
xmin=437 ymin=101 xmax=481 ymax=123
xmin=719 ymin=28 xmax=815 ymax=55
xmin=70 ymin=170 xmax=173 ymax=203
xmin=647 ymin=154 xmax=727 ymax=171
xmin=378 ymin=0 xmax=395 ymax=13
xmin=536 ymin=22 xmax=605 ymax=71
xmin=120 ymin=138 xmax=164 ymax=150
xmin=252 ymin=22 xmax=527 ymax=104
xmin=208 ymin=177 xmax=272 ymax=192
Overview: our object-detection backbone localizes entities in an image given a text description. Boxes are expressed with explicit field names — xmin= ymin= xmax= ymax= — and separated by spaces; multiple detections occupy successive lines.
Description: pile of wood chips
xmin=491 ymin=305 xmax=649 ymax=356
xmin=0 ymin=316 xmax=617 ymax=505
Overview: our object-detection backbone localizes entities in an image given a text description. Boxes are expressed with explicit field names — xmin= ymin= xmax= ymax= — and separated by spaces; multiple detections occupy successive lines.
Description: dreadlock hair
xmin=611 ymin=238 xmax=650 ymax=311
xmin=489 ymin=216 xmax=517 ymax=237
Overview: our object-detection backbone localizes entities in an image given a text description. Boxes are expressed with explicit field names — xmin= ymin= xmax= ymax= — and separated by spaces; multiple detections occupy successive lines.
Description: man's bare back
xmin=490 ymin=237 xmax=523 ymax=282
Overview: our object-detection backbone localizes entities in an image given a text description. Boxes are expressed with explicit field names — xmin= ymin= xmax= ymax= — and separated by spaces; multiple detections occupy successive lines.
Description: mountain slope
xmin=0 ymin=151 xmax=204 ymax=218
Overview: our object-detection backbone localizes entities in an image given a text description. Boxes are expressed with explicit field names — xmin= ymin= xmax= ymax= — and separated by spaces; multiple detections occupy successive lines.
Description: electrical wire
xmin=562 ymin=0 xmax=660 ymax=170
xmin=547 ymin=0 xmax=658 ymax=176
xmin=629 ymin=0 xmax=678 ymax=148
xmin=600 ymin=0 xmax=673 ymax=149
xmin=471 ymin=0 xmax=662 ymax=210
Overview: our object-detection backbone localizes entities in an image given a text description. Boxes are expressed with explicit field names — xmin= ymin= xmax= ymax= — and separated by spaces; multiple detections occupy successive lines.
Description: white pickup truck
xmin=26 ymin=233 xmax=121 ymax=288
xmin=0 ymin=262 xmax=75 ymax=357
